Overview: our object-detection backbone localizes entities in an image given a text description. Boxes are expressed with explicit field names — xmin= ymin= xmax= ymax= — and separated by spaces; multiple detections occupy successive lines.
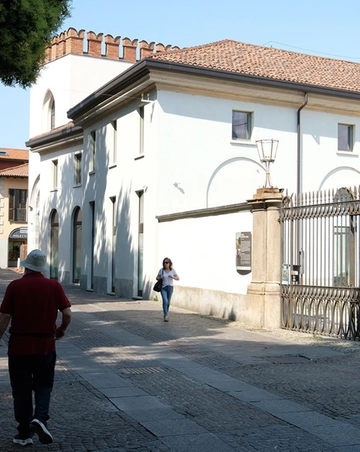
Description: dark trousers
xmin=8 ymin=352 xmax=56 ymax=436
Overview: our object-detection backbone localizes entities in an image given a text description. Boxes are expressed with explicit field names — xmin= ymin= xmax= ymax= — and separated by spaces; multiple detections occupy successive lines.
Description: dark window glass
xmin=338 ymin=124 xmax=353 ymax=151
xmin=232 ymin=111 xmax=251 ymax=140
xmin=9 ymin=189 xmax=27 ymax=222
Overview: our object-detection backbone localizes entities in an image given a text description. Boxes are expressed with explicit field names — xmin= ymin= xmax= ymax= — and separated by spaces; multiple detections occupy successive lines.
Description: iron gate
xmin=279 ymin=186 xmax=360 ymax=339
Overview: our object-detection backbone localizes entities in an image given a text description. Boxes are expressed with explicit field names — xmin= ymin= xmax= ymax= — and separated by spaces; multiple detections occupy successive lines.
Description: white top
xmin=157 ymin=268 xmax=178 ymax=287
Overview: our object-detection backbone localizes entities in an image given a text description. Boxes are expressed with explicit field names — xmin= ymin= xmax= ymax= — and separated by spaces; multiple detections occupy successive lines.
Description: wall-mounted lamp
xmin=256 ymin=139 xmax=279 ymax=188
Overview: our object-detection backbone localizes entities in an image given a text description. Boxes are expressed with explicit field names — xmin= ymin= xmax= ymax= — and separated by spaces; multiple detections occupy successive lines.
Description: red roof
xmin=0 ymin=148 xmax=29 ymax=161
xmin=0 ymin=163 xmax=29 ymax=177
xmin=150 ymin=40 xmax=360 ymax=93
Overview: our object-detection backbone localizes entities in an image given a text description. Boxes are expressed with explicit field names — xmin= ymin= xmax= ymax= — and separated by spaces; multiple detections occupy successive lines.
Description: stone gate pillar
xmin=246 ymin=188 xmax=283 ymax=328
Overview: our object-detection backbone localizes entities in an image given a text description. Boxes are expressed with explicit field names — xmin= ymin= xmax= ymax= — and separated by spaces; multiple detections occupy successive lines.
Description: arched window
xmin=333 ymin=187 xmax=354 ymax=202
xmin=50 ymin=209 xmax=59 ymax=279
xmin=43 ymin=90 xmax=56 ymax=132
xmin=50 ymin=98 xmax=55 ymax=130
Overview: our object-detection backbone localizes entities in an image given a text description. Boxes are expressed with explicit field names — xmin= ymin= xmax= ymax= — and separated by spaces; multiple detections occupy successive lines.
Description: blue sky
xmin=1 ymin=0 xmax=360 ymax=149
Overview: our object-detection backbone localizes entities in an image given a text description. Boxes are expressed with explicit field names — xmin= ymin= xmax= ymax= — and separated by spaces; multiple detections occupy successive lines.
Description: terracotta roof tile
xmin=0 ymin=148 xmax=29 ymax=160
xmin=0 ymin=163 xmax=29 ymax=177
xmin=150 ymin=40 xmax=360 ymax=92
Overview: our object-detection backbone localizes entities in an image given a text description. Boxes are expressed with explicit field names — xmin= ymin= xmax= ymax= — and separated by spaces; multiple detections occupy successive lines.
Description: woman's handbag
xmin=153 ymin=269 xmax=163 ymax=292
xmin=153 ymin=279 xmax=162 ymax=292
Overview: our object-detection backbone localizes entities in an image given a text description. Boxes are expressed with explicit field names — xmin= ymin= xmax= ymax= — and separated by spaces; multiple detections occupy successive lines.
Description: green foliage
xmin=0 ymin=0 xmax=72 ymax=88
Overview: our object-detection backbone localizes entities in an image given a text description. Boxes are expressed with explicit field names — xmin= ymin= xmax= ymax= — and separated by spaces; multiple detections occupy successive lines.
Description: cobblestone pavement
xmin=1 ymin=269 xmax=360 ymax=451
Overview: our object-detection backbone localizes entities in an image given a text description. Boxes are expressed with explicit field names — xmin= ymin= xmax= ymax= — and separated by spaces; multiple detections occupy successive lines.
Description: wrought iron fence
xmin=279 ymin=186 xmax=360 ymax=339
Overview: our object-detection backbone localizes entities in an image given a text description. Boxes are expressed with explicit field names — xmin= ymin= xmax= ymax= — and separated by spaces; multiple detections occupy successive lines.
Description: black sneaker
xmin=13 ymin=434 xmax=34 ymax=446
xmin=30 ymin=419 xmax=53 ymax=444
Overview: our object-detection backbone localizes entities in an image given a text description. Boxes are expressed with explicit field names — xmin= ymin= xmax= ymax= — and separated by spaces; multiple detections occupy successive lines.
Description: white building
xmin=26 ymin=29 xmax=360 ymax=322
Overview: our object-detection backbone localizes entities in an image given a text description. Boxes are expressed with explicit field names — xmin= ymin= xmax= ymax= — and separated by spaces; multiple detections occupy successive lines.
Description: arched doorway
xmin=50 ymin=210 xmax=59 ymax=279
xmin=8 ymin=227 xmax=27 ymax=267
xmin=72 ymin=207 xmax=82 ymax=283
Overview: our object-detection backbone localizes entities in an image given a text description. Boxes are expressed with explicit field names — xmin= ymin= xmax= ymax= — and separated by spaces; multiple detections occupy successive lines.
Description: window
xmin=139 ymin=106 xmax=144 ymax=154
xmin=90 ymin=131 xmax=96 ymax=172
xmin=43 ymin=90 xmax=55 ymax=132
xmin=111 ymin=120 xmax=117 ymax=164
xmin=232 ymin=111 xmax=252 ymax=140
xmin=74 ymin=153 xmax=82 ymax=185
xmin=9 ymin=189 xmax=27 ymax=222
xmin=50 ymin=98 xmax=55 ymax=130
xmin=52 ymin=159 xmax=58 ymax=189
xmin=338 ymin=124 xmax=354 ymax=151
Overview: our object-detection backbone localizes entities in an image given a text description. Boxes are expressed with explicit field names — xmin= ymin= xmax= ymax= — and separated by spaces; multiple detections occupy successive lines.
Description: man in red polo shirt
xmin=0 ymin=249 xmax=72 ymax=447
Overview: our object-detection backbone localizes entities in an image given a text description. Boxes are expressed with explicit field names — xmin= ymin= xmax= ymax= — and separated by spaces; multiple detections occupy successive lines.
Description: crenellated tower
xmin=29 ymin=28 xmax=180 ymax=141
xmin=44 ymin=27 xmax=180 ymax=64
xmin=27 ymin=27 xmax=180 ymax=241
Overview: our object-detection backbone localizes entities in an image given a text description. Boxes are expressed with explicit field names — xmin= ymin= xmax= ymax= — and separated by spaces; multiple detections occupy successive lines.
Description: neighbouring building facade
xmin=25 ymin=28 xmax=360 ymax=326
xmin=0 ymin=148 xmax=29 ymax=268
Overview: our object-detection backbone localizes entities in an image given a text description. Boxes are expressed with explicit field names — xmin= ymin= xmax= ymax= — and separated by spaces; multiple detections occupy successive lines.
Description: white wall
xmin=301 ymin=110 xmax=360 ymax=191
xmin=29 ymin=141 xmax=83 ymax=277
xmin=28 ymin=52 xmax=132 ymax=262
xmin=155 ymin=90 xmax=296 ymax=214
xmin=28 ymin=67 xmax=360 ymax=304
xmin=79 ymin=98 xmax=160 ymax=294
xmin=29 ymin=54 xmax=132 ymax=138
xmin=158 ymin=210 xmax=253 ymax=295
xmin=155 ymin=90 xmax=360 ymax=215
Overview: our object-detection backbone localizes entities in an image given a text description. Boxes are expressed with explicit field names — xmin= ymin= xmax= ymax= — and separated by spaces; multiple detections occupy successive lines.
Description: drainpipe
xmin=296 ymin=93 xmax=308 ymax=274
xmin=297 ymin=93 xmax=308 ymax=195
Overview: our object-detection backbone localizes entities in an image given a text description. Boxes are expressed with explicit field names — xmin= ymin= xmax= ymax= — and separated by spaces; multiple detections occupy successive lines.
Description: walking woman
xmin=156 ymin=258 xmax=179 ymax=322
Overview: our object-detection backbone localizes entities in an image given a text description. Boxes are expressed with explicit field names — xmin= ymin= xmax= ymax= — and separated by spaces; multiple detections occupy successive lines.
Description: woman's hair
xmin=162 ymin=257 xmax=173 ymax=269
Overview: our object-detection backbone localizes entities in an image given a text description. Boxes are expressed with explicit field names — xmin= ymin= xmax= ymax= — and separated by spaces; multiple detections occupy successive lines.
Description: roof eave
xmin=0 ymin=175 xmax=28 ymax=178
xmin=68 ymin=59 xmax=152 ymax=121
xmin=152 ymin=60 xmax=360 ymax=100
xmin=67 ymin=59 xmax=360 ymax=121
xmin=26 ymin=125 xmax=83 ymax=149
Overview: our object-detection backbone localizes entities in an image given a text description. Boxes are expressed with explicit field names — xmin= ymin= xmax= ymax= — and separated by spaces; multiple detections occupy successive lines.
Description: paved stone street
xmin=2 ymin=268 xmax=360 ymax=451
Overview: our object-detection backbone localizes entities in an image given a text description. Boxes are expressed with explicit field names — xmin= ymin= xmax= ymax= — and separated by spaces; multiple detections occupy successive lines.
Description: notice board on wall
xmin=236 ymin=232 xmax=251 ymax=274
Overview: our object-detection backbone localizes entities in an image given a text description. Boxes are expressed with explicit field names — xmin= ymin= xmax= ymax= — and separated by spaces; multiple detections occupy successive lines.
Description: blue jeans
xmin=161 ymin=285 xmax=174 ymax=317
xmin=9 ymin=352 xmax=56 ymax=436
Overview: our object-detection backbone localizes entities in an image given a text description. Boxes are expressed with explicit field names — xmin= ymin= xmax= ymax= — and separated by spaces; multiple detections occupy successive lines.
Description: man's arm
xmin=0 ymin=312 xmax=11 ymax=340
xmin=55 ymin=307 xmax=72 ymax=340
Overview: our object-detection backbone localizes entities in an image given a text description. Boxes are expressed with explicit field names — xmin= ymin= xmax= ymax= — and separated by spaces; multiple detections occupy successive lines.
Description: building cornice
xmin=67 ymin=58 xmax=360 ymax=123
xmin=26 ymin=125 xmax=83 ymax=151
xmin=29 ymin=56 xmax=360 ymax=150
